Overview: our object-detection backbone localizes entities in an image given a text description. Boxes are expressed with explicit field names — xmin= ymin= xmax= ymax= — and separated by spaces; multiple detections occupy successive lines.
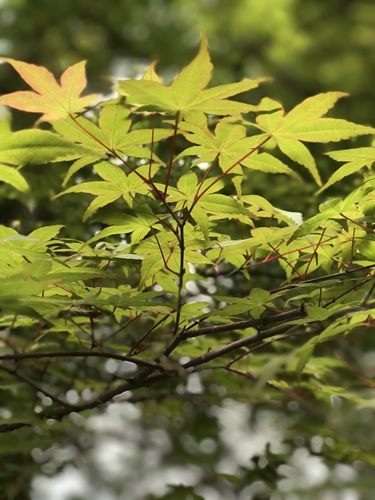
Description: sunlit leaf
xmin=317 ymin=146 xmax=375 ymax=193
xmin=0 ymin=59 xmax=98 ymax=122
xmin=117 ymin=34 xmax=263 ymax=116
xmin=256 ymin=92 xmax=375 ymax=185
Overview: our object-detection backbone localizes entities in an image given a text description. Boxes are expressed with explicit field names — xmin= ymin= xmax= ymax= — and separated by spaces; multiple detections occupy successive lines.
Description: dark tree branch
xmin=0 ymin=364 xmax=71 ymax=408
xmin=0 ymin=350 xmax=163 ymax=370
xmin=10 ymin=281 xmax=373 ymax=422
xmin=182 ymin=305 xmax=307 ymax=339
xmin=0 ymin=422 xmax=32 ymax=433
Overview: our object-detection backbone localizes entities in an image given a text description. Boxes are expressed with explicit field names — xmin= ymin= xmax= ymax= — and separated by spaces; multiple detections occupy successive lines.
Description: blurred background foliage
xmin=1 ymin=0 xmax=375 ymax=498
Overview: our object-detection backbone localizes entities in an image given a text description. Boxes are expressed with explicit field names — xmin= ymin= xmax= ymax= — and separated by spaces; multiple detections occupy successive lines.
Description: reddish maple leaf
xmin=0 ymin=58 xmax=99 ymax=123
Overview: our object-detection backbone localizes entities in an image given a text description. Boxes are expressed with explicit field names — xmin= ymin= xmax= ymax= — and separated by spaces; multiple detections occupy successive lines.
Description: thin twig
xmin=0 ymin=364 xmax=72 ymax=408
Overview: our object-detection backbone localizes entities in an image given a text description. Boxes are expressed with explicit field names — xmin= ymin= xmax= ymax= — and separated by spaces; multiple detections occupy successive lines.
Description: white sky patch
xmin=197 ymin=161 xmax=211 ymax=171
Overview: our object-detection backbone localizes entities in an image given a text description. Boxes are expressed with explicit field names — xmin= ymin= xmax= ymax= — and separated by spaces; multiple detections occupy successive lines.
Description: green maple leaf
xmin=255 ymin=92 xmax=375 ymax=186
xmin=56 ymin=162 xmax=160 ymax=220
xmin=0 ymin=123 xmax=95 ymax=191
xmin=117 ymin=33 xmax=265 ymax=116
xmin=133 ymin=228 xmax=212 ymax=288
xmin=176 ymin=116 xmax=297 ymax=179
xmin=317 ymin=144 xmax=375 ymax=193
xmin=53 ymin=104 xmax=173 ymax=185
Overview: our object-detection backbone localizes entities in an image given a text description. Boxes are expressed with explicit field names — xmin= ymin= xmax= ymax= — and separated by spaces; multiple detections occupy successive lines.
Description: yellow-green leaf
xmin=171 ymin=33 xmax=213 ymax=106
xmin=317 ymin=147 xmax=375 ymax=193
xmin=0 ymin=164 xmax=28 ymax=192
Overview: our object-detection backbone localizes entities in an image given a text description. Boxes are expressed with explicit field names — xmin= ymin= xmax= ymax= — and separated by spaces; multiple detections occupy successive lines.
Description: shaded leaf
xmin=0 ymin=164 xmax=28 ymax=192
xmin=0 ymin=129 xmax=94 ymax=164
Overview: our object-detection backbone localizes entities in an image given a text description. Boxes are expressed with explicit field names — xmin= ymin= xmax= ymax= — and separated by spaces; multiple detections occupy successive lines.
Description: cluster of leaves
xmin=1 ymin=34 xmax=375 ymax=496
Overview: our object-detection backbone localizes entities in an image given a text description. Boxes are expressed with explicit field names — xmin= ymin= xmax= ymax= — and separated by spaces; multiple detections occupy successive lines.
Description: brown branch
xmin=46 ymin=320 xmax=310 ymax=421
xmin=45 ymin=320 xmax=305 ymax=421
xmin=42 ymin=299 xmax=373 ymax=421
xmin=172 ymin=223 xmax=186 ymax=336
xmin=0 ymin=422 xmax=32 ymax=433
xmin=127 ymin=315 xmax=169 ymax=356
xmin=46 ymin=370 xmax=169 ymax=420
xmin=270 ymin=263 xmax=375 ymax=294
xmin=0 ymin=350 xmax=163 ymax=370
xmin=182 ymin=305 xmax=307 ymax=339
xmin=182 ymin=322 xmax=301 ymax=370
xmin=0 ymin=364 xmax=71 ymax=408
xmin=162 ymin=265 xmax=375 ymax=356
